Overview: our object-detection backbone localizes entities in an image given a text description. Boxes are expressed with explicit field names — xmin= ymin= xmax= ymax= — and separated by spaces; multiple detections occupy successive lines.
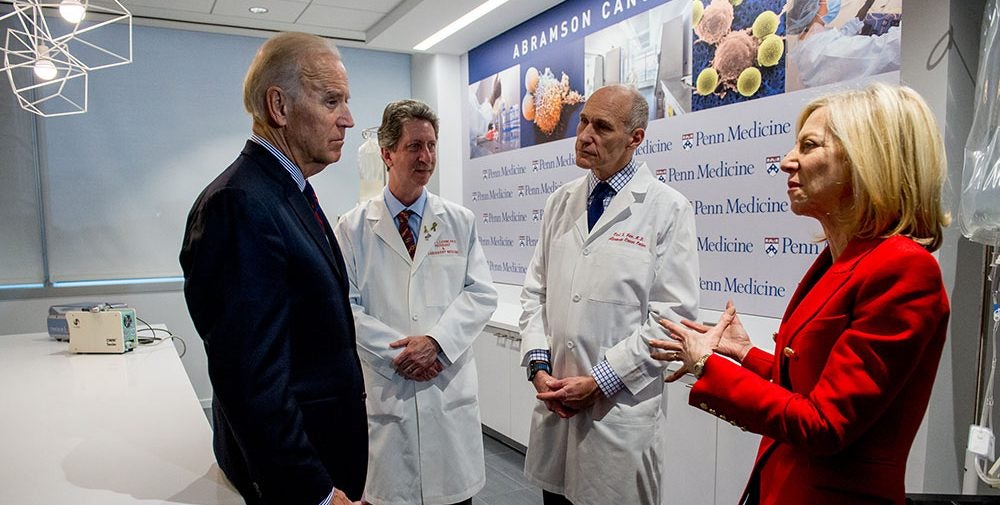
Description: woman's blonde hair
xmin=798 ymin=82 xmax=950 ymax=251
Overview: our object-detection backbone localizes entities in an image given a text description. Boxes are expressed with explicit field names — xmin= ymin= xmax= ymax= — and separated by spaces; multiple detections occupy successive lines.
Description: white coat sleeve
xmin=427 ymin=215 xmax=499 ymax=364
xmin=333 ymin=215 xmax=407 ymax=379
xmin=519 ymin=194 xmax=555 ymax=365
xmin=603 ymin=195 xmax=700 ymax=395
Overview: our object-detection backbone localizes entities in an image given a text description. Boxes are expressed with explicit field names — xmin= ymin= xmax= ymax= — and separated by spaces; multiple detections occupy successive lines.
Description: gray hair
xmin=625 ymin=87 xmax=649 ymax=133
xmin=602 ymin=84 xmax=648 ymax=133
xmin=378 ymin=99 xmax=440 ymax=151
xmin=243 ymin=32 xmax=340 ymax=126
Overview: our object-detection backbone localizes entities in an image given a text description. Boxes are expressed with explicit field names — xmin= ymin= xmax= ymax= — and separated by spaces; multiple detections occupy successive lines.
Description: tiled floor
xmin=205 ymin=409 xmax=542 ymax=504
xmin=475 ymin=434 xmax=541 ymax=505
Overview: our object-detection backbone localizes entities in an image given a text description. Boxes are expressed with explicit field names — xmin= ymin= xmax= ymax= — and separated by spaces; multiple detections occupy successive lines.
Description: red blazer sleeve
xmin=741 ymin=346 xmax=774 ymax=378
xmin=689 ymin=237 xmax=949 ymax=456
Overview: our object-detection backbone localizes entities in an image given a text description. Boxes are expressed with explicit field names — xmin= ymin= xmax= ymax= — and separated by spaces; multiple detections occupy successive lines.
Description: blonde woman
xmin=652 ymin=83 xmax=950 ymax=504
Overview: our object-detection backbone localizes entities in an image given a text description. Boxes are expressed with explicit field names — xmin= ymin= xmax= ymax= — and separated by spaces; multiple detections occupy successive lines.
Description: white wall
xmin=0 ymin=24 xmax=412 ymax=407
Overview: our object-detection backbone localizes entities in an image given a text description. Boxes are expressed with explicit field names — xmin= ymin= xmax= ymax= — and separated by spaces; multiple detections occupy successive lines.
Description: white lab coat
xmin=333 ymin=192 xmax=498 ymax=505
xmin=519 ymin=163 xmax=699 ymax=505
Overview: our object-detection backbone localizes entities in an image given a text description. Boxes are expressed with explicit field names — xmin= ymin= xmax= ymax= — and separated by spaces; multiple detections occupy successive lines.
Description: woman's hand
xmin=683 ymin=300 xmax=754 ymax=363
xmin=651 ymin=302 xmax=747 ymax=382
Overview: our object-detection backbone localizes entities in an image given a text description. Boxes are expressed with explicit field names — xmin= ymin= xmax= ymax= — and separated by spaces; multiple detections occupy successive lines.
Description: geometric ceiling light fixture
xmin=4 ymin=26 xmax=89 ymax=116
xmin=0 ymin=0 xmax=132 ymax=117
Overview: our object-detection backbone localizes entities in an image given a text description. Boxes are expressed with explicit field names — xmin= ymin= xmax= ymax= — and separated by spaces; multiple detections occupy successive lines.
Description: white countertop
xmin=0 ymin=331 xmax=242 ymax=504
xmin=488 ymin=302 xmax=521 ymax=333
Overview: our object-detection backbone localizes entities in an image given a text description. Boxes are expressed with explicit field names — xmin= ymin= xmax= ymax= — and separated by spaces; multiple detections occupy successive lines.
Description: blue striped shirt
xmin=383 ymin=185 xmax=427 ymax=245
xmin=249 ymin=134 xmax=307 ymax=191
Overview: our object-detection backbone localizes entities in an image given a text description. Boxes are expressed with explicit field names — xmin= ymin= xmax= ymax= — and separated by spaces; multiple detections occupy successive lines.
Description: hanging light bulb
xmin=33 ymin=44 xmax=58 ymax=80
xmin=59 ymin=0 xmax=87 ymax=23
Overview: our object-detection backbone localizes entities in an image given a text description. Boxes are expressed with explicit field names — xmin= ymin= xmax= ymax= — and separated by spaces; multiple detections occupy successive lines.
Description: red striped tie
xmin=397 ymin=210 xmax=416 ymax=258
xmin=303 ymin=182 xmax=328 ymax=231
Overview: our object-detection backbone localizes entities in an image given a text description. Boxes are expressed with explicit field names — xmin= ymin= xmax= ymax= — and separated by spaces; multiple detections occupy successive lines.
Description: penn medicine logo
xmin=764 ymin=236 xmax=822 ymax=257
xmin=766 ymin=156 xmax=781 ymax=176
xmin=681 ymin=133 xmax=694 ymax=150
xmin=655 ymin=168 xmax=668 ymax=183
xmin=764 ymin=237 xmax=779 ymax=257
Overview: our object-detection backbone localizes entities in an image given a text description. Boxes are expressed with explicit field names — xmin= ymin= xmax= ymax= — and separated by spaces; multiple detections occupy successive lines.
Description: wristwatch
xmin=527 ymin=360 xmax=551 ymax=381
xmin=691 ymin=354 xmax=712 ymax=379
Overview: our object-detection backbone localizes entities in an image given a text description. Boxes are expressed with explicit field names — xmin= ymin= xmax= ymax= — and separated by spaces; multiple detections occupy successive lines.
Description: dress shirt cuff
xmin=527 ymin=348 xmax=550 ymax=364
xmin=591 ymin=359 xmax=625 ymax=397
xmin=319 ymin=489 xmax=333 ymax=505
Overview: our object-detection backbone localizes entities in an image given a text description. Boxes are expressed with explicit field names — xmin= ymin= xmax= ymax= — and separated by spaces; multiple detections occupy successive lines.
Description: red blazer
xmin=690 ymin=236 xmax=949 ymax=505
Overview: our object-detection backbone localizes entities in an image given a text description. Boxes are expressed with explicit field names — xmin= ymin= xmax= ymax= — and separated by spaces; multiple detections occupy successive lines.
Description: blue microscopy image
xmin=691 ymin=0 xmax=786 ymax=112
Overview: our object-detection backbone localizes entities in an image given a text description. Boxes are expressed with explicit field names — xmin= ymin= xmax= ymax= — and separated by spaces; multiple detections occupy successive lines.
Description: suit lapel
xmin=412 ymin=195 xmax=444 ymax=270
xmin=286 ymin=190 xmax=344 ymax=283
xmin=241 ymin=141 xmax=346 ymax=284
xmin=778 ymin=238 xmax=883 ymax=351
xmin=369 ymin=199 xmax=413 ymax=264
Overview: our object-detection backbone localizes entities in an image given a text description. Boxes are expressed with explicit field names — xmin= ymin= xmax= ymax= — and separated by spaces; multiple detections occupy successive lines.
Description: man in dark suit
xmin=180 ymin=32 xmax=366 ymax=505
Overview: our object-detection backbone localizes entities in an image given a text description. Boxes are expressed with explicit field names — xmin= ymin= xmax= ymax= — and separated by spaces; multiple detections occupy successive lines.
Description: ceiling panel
xmin=44 ymin=0 xmax=566 ymax=55
xmin=309 ymin=0 xmax=403 ymax=13
xmin=298 ymin=4 xmax=385 ymax=31
xmin=212 ymin=0 xmax=309 ymax=23
xmin=121 ymin=0 xmax=214 ymax=13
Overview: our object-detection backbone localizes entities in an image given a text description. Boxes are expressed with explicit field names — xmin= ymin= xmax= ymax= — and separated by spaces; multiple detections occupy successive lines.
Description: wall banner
xmin=464 ymin=0 xmax=903 ymax=318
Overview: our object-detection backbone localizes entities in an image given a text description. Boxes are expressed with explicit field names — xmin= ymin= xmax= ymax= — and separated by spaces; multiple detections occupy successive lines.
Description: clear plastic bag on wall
xmin=358 ymin=127 xmax=384 ymax=203
xmin=961 ymin=0 xmax=1000 ymax=246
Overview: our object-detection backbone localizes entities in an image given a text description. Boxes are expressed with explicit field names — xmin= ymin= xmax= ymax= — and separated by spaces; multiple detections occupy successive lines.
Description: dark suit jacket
xmin=180 ymin=140 xmax=367 ymax=505
xmin=690 ymin=236 xmax=949 ymax=505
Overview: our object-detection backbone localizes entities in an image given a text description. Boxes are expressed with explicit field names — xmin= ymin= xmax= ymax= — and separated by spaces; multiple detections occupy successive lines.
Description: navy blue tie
xmin=588 ymin=182 xmax=613 ymax=231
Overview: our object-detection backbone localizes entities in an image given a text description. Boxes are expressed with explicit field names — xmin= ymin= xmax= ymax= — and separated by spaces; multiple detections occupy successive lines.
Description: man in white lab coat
xmin=333 ymin=99 xmax=498 ymax=505
xmin=520 ymin=84 xmax=699 ymax=505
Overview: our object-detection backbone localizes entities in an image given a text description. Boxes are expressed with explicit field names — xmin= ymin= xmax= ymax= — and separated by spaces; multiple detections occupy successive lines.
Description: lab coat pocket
xmin=359 ymin=363 xmax=408 ymax=422
xmin=586 ymin=246 xmax=651 ymax=307
xmin=422 ymin=255 xmax=465 ymax=306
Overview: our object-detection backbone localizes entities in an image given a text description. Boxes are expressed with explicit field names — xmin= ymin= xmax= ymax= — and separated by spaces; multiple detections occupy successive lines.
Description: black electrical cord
xmin=136 ymin=316 xmax=187 ymax=357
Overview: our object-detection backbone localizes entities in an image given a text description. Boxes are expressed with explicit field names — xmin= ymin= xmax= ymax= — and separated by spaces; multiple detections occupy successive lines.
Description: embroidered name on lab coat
xmin=428 ymin=238 xmax=461 ymax=256
xmin=608 ymin=232 xmax=648 ymax=249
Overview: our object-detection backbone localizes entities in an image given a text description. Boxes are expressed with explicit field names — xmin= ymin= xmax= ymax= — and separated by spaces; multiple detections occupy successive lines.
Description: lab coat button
xmin=572 ymin=294 xmax=581 ymax=302
xmin=412 ymin=315 xmax=419 ymax=321
xmin=583 ymin=248 xmax=590 ymax=256
xmin=567 ymin=341 xmax=575 ymax=349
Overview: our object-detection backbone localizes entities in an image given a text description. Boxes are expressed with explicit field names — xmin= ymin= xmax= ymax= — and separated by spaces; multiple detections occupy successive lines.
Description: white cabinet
xmin=660 ymin=382 xmax=720 ymax=504
xmin=473 ymin=325 xmax=536 ymax=447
